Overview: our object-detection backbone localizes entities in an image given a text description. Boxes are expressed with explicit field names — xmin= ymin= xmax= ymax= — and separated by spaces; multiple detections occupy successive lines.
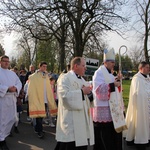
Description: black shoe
xmin=0 ymin=141 xmax=9 ymax=150
xmin=38 ymin=132 xmax=44 ymax=138
xmin=14 ymin=127 xmax=19 ymax=133
xmin=135 ymin=144 xmax=146 ymax=150
xmin=126 ymin=140 xmax=134 ymax=146
xmin=8 ymin=131 xmax=13 ymax=137
xmin=34 ymin=129 xmax=38 ymax=134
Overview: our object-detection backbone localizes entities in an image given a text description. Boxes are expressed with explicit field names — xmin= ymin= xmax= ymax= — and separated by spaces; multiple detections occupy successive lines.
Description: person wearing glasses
xmin=0 ymin=55 xmax=22 ymax=150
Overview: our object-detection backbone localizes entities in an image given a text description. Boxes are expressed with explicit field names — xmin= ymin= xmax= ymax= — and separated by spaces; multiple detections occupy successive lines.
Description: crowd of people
xmin=0 ymin=50 xmax=150 ymax=150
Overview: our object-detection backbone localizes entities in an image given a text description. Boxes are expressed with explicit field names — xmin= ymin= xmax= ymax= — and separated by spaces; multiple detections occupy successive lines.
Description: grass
xmin=122 ymin=80 xmax=131 ymax=111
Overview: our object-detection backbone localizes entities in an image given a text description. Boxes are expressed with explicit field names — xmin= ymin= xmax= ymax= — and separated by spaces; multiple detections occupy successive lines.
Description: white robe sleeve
xmin=0 ymin=83 xmax=8 ymax=97
xmin=14 ymin=75 xmax=22 ymax=97
xmin=57 ymin=75 xmax=83 ymax=111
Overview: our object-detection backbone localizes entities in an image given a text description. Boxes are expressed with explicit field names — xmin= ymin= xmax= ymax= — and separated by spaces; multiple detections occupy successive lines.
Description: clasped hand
xmin=82 ymin=86 xmax=91 ymax=95
xmin=8 ymin=86 xmax=17 ymax=92
xmin=114 ymin=81 xmax=121 ymax=87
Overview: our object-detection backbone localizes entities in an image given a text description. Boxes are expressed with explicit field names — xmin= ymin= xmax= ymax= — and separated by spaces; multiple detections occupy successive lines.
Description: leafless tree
xmin=16 ymin=31 xmax=37 ymax=67
xmin=55 ymin=0 xmax=128 ymax=56
xmin=131 ymin=0 xmax=150 ymax=62
xmin=0 ymin=0 xmax=128 ymax=71
xmin=0 ymin=43 xmax=5 ymax=56
xmin=0 ymin=0 xmax=69 ymax=70
xmin=129 ymin=46 xmax=144 ymax=70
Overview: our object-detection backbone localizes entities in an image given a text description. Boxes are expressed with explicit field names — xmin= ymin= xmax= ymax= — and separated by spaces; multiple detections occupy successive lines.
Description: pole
xmin=118 ymin=45 xmax=127 ymax=150
xmin=119 ymin=45 xmax=128 ymax=74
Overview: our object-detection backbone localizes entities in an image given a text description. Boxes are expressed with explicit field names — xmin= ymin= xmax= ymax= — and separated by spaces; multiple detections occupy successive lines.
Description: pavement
xmin=5 ymin=104 xmax=148 ymax=150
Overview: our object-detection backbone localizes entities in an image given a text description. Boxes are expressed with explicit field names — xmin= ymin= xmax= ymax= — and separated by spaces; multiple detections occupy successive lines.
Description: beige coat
xmin=28 ymin=71 xmax=57 ymax=118
xmin=56 ymin=71 xmax=94 ymax=146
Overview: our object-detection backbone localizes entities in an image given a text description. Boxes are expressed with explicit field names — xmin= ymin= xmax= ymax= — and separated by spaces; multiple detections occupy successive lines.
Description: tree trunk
xmin=144 ymin=31 xmax=149 ymax=62
xmin=59 ymin=41 xmax=65 ymax=72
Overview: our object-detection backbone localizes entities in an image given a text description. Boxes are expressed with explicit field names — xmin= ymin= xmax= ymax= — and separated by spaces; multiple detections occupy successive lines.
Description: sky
xmin=3 ymin=32 xmax=18 ymax=56
xmin=106 ymin=31 xmax=139 ymax=55
xmin=2 ymin=30 xmax=138 ymax=57
xmin=3 ymin=34 xmax=13 ymax=55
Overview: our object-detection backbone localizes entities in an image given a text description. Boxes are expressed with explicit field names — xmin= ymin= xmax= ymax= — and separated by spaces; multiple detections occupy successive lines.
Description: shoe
xmin=19 ymin=120 xmax=22 ymax=123
xmin=38 ymin=132 xmax=44 ymax=138
xmin=8 ymin=131 xmax=13 ymax=137
xmin=34 ymin=129 xmax=38 ymax=134
xmin=126 ymin=140 xmax=134 ymax=146
xmin=14 ymin=127 xmax=19 ymax=133
xmin=49 ymin=122 xmax=55 ymax=127
xmin=0 ymin=141 xmax=9 ymax=150
xmin=27 ymin=117 xmax=32 ymax=122
xmin=43 ymin=120 xmax=49 ymax=125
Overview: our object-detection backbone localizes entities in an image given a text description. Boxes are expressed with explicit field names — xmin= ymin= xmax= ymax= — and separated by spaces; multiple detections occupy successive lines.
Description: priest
xmin=92 ymin=49 xmax=127 ymax=150
xmin=0 ymin=55 xmax=22 ymax=150
xmin=125 ymin=61 xmax=150 ymax=150
xmin=55 ymin=57 xmax=94 ymax=150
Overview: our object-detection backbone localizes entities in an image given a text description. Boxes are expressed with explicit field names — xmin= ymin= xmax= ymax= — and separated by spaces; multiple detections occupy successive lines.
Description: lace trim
xmin=92 ymin=106 xmax=112 ymax=122
xmin=96 ymin=83 xmax=110 ymax=101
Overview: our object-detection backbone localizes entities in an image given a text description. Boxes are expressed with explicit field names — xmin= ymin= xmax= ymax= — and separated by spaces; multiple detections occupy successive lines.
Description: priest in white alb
xmin=92 ymin=49 xmax=127 ymax=150
xmin=125 ymin=61 xmax=150 ymax=150
xmin=0 ymin=55 xmax=22 ymax=150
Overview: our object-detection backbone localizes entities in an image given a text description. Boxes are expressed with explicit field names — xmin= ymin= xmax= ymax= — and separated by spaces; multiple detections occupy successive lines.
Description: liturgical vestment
xmin=0 ymin=68 xmax=22 ymax=141
xmin=125 ymin=72 xmax=150 ymax=144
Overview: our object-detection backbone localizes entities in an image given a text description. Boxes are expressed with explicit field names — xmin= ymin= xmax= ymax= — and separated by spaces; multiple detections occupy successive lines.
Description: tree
xmin=36 ymin=39 xmax=59 ymax=72
xmin=10 ymin=57 xmax=17 ymax=68
xmin=0 ymin=0 xmax=69 ymax=71
xmin=115 ymin=54 xmax=133 ymax=72
xmin=0 ymin=0 xmax=128 ymax=71
xmin=132 ymin=0 xmax=150 ymax=62
xmin=129 ymin=46 xmax=144 ymax=70
xmin=55 ymin=0 xmax=128 ymax=56
xmin=0 ymin=43 xmax=5 ymax=56
xmin=16 ymin=52 xmax=29 ymax=71
xmin=16 ymin=31 xmax=37 ymax=69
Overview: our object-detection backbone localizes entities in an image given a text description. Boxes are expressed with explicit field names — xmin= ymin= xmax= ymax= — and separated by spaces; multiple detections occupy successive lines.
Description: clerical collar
xmin=140 ymin=73 xmax=147 ymax=78
xmin=106 ymin=67 xmax=111 ymax=74
xmin=37 ymin=70 xmax=46 ymax=76
xmin=75 ymin=73 xmax=81 ymax=79
xmin=42 ymin=72 xmax=46 ymax=76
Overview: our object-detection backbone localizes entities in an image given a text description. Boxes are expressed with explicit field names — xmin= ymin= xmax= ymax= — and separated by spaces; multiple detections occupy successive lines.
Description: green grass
xmin=122 ymin=80 xmax=131 ymax=111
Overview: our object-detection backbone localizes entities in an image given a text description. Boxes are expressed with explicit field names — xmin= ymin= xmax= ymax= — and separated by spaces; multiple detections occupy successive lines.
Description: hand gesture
xmin=8 ymin=86 xmax=17 ymax=92
xmin=82 ymin=86 xmax=91 ymax=95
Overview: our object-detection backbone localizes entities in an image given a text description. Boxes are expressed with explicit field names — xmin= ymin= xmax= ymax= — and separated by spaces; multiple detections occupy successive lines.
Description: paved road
xmin=5 ymin=105 xmax=146 ymax=150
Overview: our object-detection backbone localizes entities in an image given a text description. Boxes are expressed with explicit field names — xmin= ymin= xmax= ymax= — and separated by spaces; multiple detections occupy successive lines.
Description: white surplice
xmin=0 ymin=68 xmax=22 ymax=141
xmin=56 ymin=70 xmax=94 ymax=147
xmin=125 ymin=72 xmax=150 ymax=144
xmin=93 ymin=65 xmax=127 ymax=132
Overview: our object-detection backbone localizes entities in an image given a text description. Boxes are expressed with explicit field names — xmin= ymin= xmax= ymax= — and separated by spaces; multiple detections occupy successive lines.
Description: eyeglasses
xmin=1 ymin=60 xmax=10 ymax=63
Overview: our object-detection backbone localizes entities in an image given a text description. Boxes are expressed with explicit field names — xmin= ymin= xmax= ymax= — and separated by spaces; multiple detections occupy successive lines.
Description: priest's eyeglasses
xmin=1 ymin=60 xmax=10 ymax=63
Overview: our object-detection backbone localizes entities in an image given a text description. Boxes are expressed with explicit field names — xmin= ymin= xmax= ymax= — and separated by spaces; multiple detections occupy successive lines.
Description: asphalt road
xmin=5 ymin=105 xmax=146 ymax=150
